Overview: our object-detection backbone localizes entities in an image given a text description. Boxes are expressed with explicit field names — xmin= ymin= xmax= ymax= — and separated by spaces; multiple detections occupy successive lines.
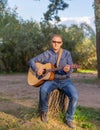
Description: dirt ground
xmin=0 ymin=73 xmax=100 ymax=111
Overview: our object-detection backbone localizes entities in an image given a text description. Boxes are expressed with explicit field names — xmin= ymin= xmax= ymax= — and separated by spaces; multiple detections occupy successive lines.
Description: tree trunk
xmin=48 ymin=89 xmax=69 ymax=116
xmin=94 ymin=0 xmax=100 ymax=78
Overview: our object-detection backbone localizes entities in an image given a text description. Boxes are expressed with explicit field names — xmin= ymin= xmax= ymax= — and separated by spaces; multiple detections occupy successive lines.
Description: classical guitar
xmin=27 ymin=62 xmax=80 ymax=87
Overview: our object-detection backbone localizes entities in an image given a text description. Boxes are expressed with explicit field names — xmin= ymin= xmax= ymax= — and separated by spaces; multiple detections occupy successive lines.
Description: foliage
xmin=60 ymin=24 xmax=96 ymax=69
xmin=43 ymin=0 xmax=69 ymax=22
xmin=0 ymin=0 xmax=7 ymax=14
xmin=0 ymin=1 xmax=96 ymax=72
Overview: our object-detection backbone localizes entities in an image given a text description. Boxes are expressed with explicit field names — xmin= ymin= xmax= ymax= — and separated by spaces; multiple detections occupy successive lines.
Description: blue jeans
xmin=39 ymin=78 xmax=78 ymax=121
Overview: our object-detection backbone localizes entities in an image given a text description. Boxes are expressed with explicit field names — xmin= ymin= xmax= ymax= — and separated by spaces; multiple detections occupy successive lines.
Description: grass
xmin=77 ymin=69 xmax=97 ymax=74
xmin=0 ymin=104 xmax=100 ymax=130
xmin=75 ymin=106 xmax=100 ymax=129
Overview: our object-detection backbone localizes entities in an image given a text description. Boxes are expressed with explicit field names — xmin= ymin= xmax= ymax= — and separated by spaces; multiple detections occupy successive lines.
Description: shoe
xmin=41 ymin=111 xmax=48 ymax=122
xmin=65 ymin=120 xmax=75 ymax=129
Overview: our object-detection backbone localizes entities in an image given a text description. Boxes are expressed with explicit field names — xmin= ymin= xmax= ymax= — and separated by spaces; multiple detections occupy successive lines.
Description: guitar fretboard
xmin=47 ymin=64 xmax=80 ymax=72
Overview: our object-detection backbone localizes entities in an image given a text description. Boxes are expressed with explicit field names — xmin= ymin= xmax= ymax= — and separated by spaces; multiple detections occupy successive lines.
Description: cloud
xmin=58 ymin=16 xmax=95 ymax=30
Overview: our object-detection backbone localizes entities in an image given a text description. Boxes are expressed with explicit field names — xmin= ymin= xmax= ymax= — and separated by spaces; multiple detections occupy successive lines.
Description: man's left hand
xmin=63 ymin=65 xmax=70 ymax=73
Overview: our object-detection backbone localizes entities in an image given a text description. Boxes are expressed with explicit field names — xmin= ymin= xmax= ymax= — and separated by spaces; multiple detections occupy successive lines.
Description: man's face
xmin=51 ymin=36 xmax=63 ymax=52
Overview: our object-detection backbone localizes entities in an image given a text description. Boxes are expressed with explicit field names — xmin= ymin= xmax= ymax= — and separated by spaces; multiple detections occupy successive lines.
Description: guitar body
xmin=27 ymin=63 xmax=55 ymax=87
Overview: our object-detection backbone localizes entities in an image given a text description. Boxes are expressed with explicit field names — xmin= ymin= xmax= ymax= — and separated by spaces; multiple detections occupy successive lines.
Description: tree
xmin=0 ymin=0 xmax=7 ymax=14
xmin=94 ymin=0 xmax=100 ymax=78
xmin=43 ymin=0 xmax=69 ymax=22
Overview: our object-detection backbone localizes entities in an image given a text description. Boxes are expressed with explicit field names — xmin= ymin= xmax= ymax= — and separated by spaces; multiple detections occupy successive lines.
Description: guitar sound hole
xmin=43 ymin=69 xmax=46 ymax=74
xmin=37 ymin=75 xmax=43 ymax=79
xmin=37 ymin=69 xmax=47 ymax=79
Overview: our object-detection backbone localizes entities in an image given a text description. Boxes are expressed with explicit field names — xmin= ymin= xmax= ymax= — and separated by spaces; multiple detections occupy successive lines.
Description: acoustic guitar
xmin=27 ymin=62 xmax=80 ymax=87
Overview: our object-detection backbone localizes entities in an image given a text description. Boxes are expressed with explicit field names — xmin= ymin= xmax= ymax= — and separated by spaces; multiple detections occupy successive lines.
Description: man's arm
xmin=63 ymin=51 xmax=74 ymax=74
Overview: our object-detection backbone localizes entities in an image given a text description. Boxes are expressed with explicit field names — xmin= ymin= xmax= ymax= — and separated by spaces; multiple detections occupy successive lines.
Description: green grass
xmin=75 ymin=106 xmax=100 ymax=129
xmin=77 ymin=69 xmax=97 ymax=74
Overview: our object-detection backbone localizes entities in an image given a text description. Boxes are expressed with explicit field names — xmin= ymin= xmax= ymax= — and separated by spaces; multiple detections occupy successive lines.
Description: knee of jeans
xmin=72 ymin=93 xmax=78 ymax=101
xmin=69 ymin=91 xmax=78 ymax=101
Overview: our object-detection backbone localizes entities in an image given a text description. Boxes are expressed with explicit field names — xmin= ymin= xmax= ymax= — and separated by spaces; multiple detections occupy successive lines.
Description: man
xmin=28 ymin=34 xmax=78 ymax=129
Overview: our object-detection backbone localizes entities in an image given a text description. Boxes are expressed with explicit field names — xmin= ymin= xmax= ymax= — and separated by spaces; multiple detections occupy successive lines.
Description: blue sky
xmin=8 ymin=0 xmax=94 ymax=20
xmin=8 ymin=0 xmax=95 ymax=29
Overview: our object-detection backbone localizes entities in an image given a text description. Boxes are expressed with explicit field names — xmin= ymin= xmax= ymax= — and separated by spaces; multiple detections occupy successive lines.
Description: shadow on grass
xmin=0 ymin=99 xmax=40 ymax=120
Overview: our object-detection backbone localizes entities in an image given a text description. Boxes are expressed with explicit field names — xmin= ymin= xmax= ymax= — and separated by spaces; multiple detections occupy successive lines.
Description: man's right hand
xmin=36 ymin=68 xmax=44 ymax=76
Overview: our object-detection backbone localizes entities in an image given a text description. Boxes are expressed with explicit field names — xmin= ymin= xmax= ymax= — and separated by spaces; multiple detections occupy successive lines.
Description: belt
xmin=54 ymin=76 xmax=70 ymax=80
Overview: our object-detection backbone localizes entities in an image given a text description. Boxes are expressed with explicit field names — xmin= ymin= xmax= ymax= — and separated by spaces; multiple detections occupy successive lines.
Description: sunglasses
xmin=52 ymin=40 xmax=62 ymax=44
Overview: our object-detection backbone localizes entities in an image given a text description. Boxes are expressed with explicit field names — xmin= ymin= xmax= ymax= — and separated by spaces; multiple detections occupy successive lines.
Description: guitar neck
xmin=48 ymin=67 xmax=62 ymax=72
xmin=47 ymin=64 xmax=79 ymax=72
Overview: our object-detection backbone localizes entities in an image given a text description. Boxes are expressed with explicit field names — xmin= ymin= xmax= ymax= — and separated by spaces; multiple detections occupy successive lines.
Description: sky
xmin=8 ymin=0 xmax=95 ymax=29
